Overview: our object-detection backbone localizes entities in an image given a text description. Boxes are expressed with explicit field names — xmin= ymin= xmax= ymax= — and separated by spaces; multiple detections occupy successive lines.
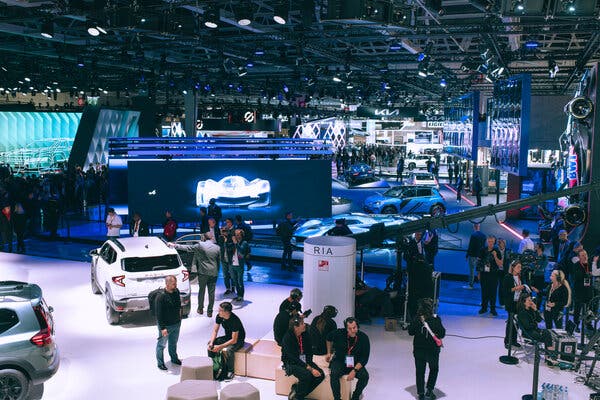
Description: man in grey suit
xmin=169 ymin=238 xmax=220 ymax=317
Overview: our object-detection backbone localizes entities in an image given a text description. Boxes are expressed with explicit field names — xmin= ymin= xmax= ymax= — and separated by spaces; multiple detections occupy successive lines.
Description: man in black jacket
xmin=408 ymin=298 xmax=446 ymax=400
xmin=282 ymin=316 xmax=324 ymax=400
xmin=274 ymin=301 xmax=302 ymax=346
xmin=466 ymin=223 xmax=486 ymax=289
xmin=326 ymin=317 xmax=370 ymax=400
xmin=207 ymin=302 xmax=246 ymax=380
xmin=277 ymin=211 xmax=295 ymax=271
xmin=477 ymin=235 xmax=502 ymax=316
xmin=155 ymin=275 xmax=182 ymax=370
xmin=129 ymin=211 xmax=149 ymax=237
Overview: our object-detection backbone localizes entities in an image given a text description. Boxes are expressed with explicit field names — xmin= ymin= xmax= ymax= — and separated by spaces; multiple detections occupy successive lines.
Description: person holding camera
xmin=408 ymin=298 xmax=446 ymax=400
xmin=282 ymin=316 xmax=324 ymax=400
xmin=326 ymin=317 xmax=370 ymax=400
xmin=478 ymin=235 xmax=502 ymax=316
xmin=219 ymin=218 xmax=236 ymax=296
xmin=207 ymin=302 xmax=246 ymax=380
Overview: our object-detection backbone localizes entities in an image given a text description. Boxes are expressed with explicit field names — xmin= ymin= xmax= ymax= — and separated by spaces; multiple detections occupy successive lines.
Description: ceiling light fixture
xmin=41 ymin=20 xmax=54 ymax=39
xmin=237 ymin=66 xmax=248 ymax=77
xmin=236 ymin=4 xmax=253 ymax=26
xmin=562 ymin=0 xmax=576 ymax=13
xmin=204 ymin=4 xmax=219 ymax=28
xmin=549 ymin=58 xmax=559 ymax=78
xmin=87 ymin=21 xmax=100 ymax=36
xmin=439 ymin=78 xmax=447 ymax=87
xmin=512 ymin=0 xmax=525 ymax=12
xmin=273 ymin=0 xmax=290 ymax=25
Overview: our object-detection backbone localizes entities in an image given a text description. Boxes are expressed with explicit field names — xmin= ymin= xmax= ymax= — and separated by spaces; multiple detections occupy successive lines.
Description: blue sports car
xmin=364 ymin=185 xmax=446 ymax=216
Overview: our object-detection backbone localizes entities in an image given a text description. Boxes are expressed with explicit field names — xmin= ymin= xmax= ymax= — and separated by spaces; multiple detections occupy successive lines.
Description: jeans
xmin=197 ymin=274 xmax=217 ymax=312
xmin=156 ymin=322 xmax=181 ymax=366
xmin=230 ymin=265 xmax=244 ymax=298
xmin=414 ymin=350 xmax=440 ymax=395
xmin=329 ymin=360 xmax=369 ymax=400
xmin=208 ymin=336 xmax=244 ymax=373
xmin=222 ymin=262 xmax=232 ymax=290
xmin=467 ymin=257 xmax=478 ymax=286
xmin=281 ymin=239 xmax=293 ymax=268
xmin=286 ymin=363 xmax=325 ymax=398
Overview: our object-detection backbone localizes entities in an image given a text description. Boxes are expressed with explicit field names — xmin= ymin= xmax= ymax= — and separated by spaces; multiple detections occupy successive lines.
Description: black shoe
xmin=512 ymin=342 xmax=521 ymax=348
xmin=207 ymin=311 xmax=213 ymax=318
xmin=158 ymin=364 xmax=168 ymax=370
xmin=418 ymin=395 xmax=425 ymax=400
xmin=197 ymin=308 xmax=203 ymax=315
xmin=234 ymin=297 xmax=244 ymax=302
xmin=425 ymin=389 xmax=436 ymax=399
xmin=171 ymin=359 xmax=182 ymax=365
xmin=491 ymin=310 xmax=498 ymax=317
xmin=224 ymin=289 xmax=232 ymax=295
xmin=225 ymin=371 xmax=235 ymax=381
xmin=478 ymin=308 xmax=487 ymax=314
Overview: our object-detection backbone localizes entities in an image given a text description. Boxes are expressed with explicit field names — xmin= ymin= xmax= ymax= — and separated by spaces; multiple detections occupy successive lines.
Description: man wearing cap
xmin=328 ymin=218 xmax=352 ymax=236
xmin=105 ymin=207 xmax=123 ymax=239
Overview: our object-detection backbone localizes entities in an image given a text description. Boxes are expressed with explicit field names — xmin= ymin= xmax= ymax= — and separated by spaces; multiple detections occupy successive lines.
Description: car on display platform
xmin=363 ymin=185 xmax=446 ymax=216
xmin=344 ymin=163 xmax=375 ymax=184
xmin=405 ymin=172 xmax=439 ymax=189
xmin=0 ymin=281 xmax=59 ymax=400
xmin=404 ymin=154 xmax=434 ymax=171
xmin=90 ymin=236 xmax=191 ymax=325
xmin=196 ymin=175 xmax=271 ymax=208
xmin=290 ymin=212 xmax=419 ymax=248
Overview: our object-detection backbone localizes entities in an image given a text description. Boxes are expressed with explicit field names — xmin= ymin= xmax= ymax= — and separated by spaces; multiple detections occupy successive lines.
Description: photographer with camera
xmin=477 ymin=235 xmax=503 ymax=316
xmin=219 ymin=218 xmax=236 ymax=297
xmin=408 ymin=298 xmax=446 ymax=400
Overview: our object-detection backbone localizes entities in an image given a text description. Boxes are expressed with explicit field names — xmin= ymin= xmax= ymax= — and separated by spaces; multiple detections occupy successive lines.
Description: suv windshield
xmin=121 ymin=255 xmax=180 ymax=272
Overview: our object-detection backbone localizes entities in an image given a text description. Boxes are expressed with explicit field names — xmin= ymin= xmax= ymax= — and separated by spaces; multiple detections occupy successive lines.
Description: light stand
xmin=500 ymin=313 xmax=519 ymax=365
xmin=522 ymin=342 xmax=541 ymax=400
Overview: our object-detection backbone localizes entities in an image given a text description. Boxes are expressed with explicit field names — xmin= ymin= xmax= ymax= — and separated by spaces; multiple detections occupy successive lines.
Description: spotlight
xmin=332 ymin=75 xmax=342 ymax=82
xmin=418 ymin=64 xmax=428 ymax=78
xmin=273 ymin=0 xmax=290 ymax=25
xmin=204 ymin=4 xmax=219 ymax=28
xmin=77 ymin=56 xmax=85 ymax=67
xmin=96 ymin=25 xmax=107 ymax=35
xmin=512 ymin=0 xmax=525 ymax=12
xmin=236 ymin=4 xmax=253 ymax=26
xmin=562 ymin=0 xmax=576 ymax=13
xmin=549 ymin=58 xmax=559 ymax=78
xmin=439 ymin=78 xmax=447 ymax=87
xmin=237 ymin=66 xmax=248 ymax=77
xmin=41 ymin=20 xmax=54 ymax=39
xmin=86 ymin=21 xmax=100 ymax=36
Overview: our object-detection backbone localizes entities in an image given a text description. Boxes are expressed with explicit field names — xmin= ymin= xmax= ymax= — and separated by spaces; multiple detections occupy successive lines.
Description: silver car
xmin=0 ymin=281 xmax=59 ymax=400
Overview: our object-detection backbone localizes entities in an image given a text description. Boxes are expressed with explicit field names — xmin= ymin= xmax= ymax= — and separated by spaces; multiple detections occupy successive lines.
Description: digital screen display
xmin=125 ymin=160 xmax=332 ymax=224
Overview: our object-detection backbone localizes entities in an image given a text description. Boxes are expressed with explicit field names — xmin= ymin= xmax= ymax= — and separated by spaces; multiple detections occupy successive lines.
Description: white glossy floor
xmin=2 ymin=253 xmax=596 ymax=400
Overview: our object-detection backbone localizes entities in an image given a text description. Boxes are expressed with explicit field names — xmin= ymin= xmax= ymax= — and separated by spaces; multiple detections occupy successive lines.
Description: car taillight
xmin=112 ymin=275 xmax=126 ymax=287
xmin=182 ymin=270 xmax=190 ymax=282
xmin=353 ymin=172 xmax=359 ymax=176
xmin=30 ymin=328 xmax=53 ymax=347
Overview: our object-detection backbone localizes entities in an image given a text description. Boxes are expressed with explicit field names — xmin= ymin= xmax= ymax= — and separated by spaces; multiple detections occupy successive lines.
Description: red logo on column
xmin=318 ymin=260 xmax=329 ymax=271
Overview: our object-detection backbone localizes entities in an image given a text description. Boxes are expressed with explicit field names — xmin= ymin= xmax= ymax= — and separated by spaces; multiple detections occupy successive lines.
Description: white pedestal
xmin=303 ymin=236 xmax=356 ymax=326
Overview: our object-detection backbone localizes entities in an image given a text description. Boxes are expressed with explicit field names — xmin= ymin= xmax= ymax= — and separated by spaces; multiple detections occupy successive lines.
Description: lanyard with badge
xmin=346 ymin=335 xmax=358 ymax=368
xmin=582 ymin=263 xmax=592 ymax=287
xmin=298 ymin=335 xmax=306 ymax=363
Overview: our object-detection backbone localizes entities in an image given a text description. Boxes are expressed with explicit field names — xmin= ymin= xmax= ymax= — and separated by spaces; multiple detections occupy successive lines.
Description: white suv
xmin=90 ymin=236 xmax=191 ymax=325
xmin=404 ymin=154 xmax=434 ymax=170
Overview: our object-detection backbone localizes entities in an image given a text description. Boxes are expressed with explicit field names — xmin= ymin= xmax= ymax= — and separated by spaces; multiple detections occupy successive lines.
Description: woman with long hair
xmin=408 ymin=298 xmax=446 ymax=400
xmin=517 ymin=293 xmax=555 ymax=351
xmin=308 ymin=305 xmax=337 ymax=355
xmin=544 ymin=269 xmax=571 ymax=329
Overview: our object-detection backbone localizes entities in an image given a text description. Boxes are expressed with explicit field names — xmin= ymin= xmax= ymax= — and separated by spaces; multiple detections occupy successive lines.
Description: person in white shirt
xmin=106 ymin=208 xmax=123 ymax=239
xmin=517 ymin=229 xmax=535 ymax=254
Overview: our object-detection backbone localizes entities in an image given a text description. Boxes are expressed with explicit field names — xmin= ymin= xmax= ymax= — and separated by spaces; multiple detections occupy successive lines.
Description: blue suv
xmin=364 ymin=185 xmax=446 ymax=216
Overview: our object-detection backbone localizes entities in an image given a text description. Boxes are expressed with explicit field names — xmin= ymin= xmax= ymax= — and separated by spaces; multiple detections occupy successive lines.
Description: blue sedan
xmin=364 ymin=185 xmax=446 ymax=216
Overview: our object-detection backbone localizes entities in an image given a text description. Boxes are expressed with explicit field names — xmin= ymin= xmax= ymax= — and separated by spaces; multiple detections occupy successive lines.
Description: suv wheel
xmin=91 ymin=271 xmax=101 ymax=295
xmin=382 ymin=206 xmax=396 ymax=214
xmin=105 ymin=296 xmax=120 ymax=325
xmin=430 ymin=204 xmax=446 ymax=217
xmin=408 ymin=162 xmax=416 ymax=170
xmin=0 ymin=369 xmax=31 ymax=400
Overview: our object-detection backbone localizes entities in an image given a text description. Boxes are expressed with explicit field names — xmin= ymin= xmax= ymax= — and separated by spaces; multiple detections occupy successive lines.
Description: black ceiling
xmin=0 ymin=0 xmax=599 ymax=109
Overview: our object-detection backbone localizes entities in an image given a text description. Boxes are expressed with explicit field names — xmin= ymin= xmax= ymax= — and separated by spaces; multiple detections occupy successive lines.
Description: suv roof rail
xmin=0 ymin=281 xmax=42 ymax=300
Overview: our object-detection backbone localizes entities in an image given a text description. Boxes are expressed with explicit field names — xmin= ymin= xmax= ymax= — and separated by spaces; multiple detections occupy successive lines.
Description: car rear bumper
xmin=31 ymin=346 xmax=60 ymax=385
xmin=112 ymin=293 xmax=191 ymax=312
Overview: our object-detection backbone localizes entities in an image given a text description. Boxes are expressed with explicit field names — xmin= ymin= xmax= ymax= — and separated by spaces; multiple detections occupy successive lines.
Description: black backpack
xmin=148 ymin=288 xmax=164 ymax=316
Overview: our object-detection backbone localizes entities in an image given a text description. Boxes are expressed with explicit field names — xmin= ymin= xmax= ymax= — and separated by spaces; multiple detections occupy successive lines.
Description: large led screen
xmin=127 ymin=160 xmax=332 ymax=224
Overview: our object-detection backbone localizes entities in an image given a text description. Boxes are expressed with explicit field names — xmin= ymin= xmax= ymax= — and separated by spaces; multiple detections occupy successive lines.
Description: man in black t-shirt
xmin=274 ymin=301 xmax=302 ymax=346
xmin=155 ymin=275 xmax=182 ymax=371
xmin=207 ymin=302 xmax=245 ymax=379
xmin=326 ymin=317 xmax=370 ymax=400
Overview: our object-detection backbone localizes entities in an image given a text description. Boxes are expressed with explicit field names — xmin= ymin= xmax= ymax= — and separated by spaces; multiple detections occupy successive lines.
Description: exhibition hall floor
xmin=3 ymin=253 xmax=594 ymax=400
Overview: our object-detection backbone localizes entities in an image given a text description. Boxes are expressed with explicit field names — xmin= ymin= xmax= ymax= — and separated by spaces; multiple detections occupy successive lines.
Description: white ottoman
xmin=220 ymin=382 xmax=260 ymax=400
xmin=180 ymin=356 xmax=213 ymax=382
xmin=166 ymin=380 xmax=218 ymax=400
